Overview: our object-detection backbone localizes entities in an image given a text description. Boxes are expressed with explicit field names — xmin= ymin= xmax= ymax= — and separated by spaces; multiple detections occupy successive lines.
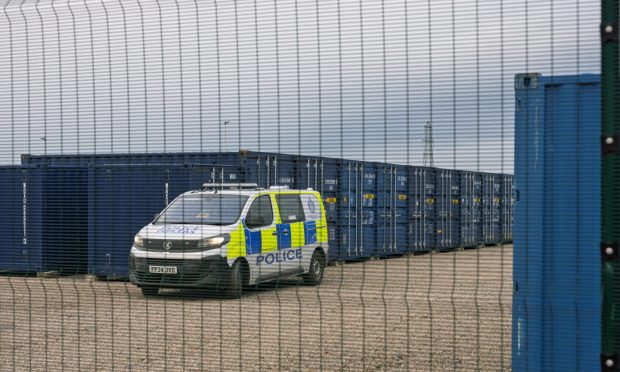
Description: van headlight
xmin=134 ymin=234 xmax=144 ymax=248
xmin=197 ymin=233 xmax=230 ymax=249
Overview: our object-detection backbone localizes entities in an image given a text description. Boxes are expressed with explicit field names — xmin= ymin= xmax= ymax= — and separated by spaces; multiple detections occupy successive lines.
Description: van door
xmin=300 ymin=193 xmax=320 ymax=245
xmin=300 ymin=193 xmax=326 ymax=269
xmin=243 ymin=195 xmax=278 ymax=281
xmin=274 ymin=193 xmax=306 ymax=276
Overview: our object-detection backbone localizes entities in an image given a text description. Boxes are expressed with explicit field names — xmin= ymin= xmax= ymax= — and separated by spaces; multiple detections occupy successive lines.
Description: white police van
xmin=129 ymin=183 xmax=329 ymax=298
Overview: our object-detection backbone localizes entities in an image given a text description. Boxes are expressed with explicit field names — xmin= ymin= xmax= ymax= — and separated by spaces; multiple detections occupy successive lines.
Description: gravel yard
xmin=0 ymin=244 xmax=512 ymax=371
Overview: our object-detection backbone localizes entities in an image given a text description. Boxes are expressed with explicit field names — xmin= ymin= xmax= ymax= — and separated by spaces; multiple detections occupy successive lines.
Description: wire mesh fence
xmin=0 ymin=0 xmax=603 ymax=371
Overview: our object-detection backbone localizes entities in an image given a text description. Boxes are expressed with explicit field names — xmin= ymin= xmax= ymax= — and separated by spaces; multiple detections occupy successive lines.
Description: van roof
xmin=184 ymin=187 xmax=319 ymax=197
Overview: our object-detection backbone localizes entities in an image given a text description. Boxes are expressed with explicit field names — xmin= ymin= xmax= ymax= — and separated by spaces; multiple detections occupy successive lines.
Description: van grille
xmin=143 ymin=239 xmax=202 ymax=253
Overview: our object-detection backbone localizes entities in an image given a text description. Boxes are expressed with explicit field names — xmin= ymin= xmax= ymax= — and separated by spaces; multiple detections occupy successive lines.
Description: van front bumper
xmin=129 ymin=255 xmax=232 ymax=289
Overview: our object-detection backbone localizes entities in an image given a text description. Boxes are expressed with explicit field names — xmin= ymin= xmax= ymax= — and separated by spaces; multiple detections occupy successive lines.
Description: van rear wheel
xmin=141 ymin=287 xmax=159 ymax=297
xmin=303 ymin=250 xmax=325 ymax=285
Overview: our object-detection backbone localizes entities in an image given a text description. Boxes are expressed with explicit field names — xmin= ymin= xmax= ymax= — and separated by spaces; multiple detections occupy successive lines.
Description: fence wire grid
xmin=0 ymin=0 xmax=602 ymax=371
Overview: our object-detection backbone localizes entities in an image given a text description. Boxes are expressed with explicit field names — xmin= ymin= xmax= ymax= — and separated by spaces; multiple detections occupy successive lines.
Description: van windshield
xmin=154 ymin=194 xmax=249 ymax=226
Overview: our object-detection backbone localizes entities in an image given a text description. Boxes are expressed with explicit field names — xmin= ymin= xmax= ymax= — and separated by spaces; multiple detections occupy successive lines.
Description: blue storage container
xmin=297 ymin=156 xmax=328 ymax=191
xmin=22 ymin=150 xmax=302 ymax=188
xmin=330 ymin=225 xmax=377 ymax=261
xmin=88 ymin=164 xmax=225 ymax=277
xmin=481 ymin=172 xmax=503 ymax=245
xmin=512 ymin=73 xmax=600 ymax=371
xmin=0 ymin=166 xmax=87 ymax=274
xmin=334 ymin=162 xmax=377 ymax=259
xmin=377 ymin=209 xmax=409 ymax=256
xmin=501 ymin=174 xmax=514 ymax=242
xmin=376 ymin=164 xmax=409 ymax=209
xmin=460 ymin=171 xmax=483 ymax=248
xmin=435 ymin=169 xmax=462 ymax=251
xmin=22 ymin=151 xmax=239 ymax=167
xmin=409 ymin=167 xmax=436 ymax=252
xmin=314 ymin=159 xmax=341 ymax=223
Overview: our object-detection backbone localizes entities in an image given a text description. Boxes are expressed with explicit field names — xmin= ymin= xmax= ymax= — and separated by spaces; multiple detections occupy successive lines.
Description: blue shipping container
xmin=512 ymin=73 xmax=600 ymax=371
xmin=481 ymin=173 xmax=503 ymax=245
xmin=435 ymin=169 xmax=462 ymax=251
xmin=88 ymin=164 xmax=227 ymax=277
xmin=375 ymin=164 xmax=410 ymax=256
xmin=335 ymin=162 xmax=378 ymax=260
xmin=0 ymin=166 xmax=87 ymax=273
xmin=501 ymin=174 xmax=514 ymax=242
xmin=461 ymin=171 xmax=483 ymax=248
xmin=409 ymin=167 xmax=436 ymax=253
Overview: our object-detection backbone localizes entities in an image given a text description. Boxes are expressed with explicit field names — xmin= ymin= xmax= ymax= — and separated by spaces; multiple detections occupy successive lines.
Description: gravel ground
xmin=0 ymin=244 xmax=512 ymax=371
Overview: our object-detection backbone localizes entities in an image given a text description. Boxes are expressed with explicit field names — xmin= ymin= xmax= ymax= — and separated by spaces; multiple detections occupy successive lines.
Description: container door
xmin=273 ymin=156 xmax=298 ymax=189
xmin=377 ymin=166 xmax=392 ymax=256
xmin=377 ymin=165 xmax=407 ymax=256
xmin=320 ymin=159 xmax=339 ymax=223
xmin=421 ymin=168 xmax=436 ymax=251
xmin=0 ymin=168 xmax=43 ymax=272
xmin=297 ymin=157 xmax=323 ymax=191
xmin=409 ymin=167 xmax=431 ymax=253
xmin=502 ymin=175 xmax=513 ymax=242
xmin=43 ymin=168 xmax=88 ymax=274
xmin=359 ymin=164 xmax=376 ymax=258
xmin=0 ymin=169 xmax=23 ymax=271
xmin=436 ymin=170 xmax=461 ymax=251
xmin=461 ymin=172 xmax=482 ymax=248
xmin=89 ymin=166 xmax=168 ymax=277
xmin=339 ymin=163 xmax=358 ymax=259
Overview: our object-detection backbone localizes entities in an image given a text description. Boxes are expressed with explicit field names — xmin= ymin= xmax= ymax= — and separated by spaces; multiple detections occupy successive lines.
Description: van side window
xmin=300 ymin=194 xmax=322 ymax=221
xmin=245 ymin=195 xmax=274 ymax=229
xmin=276 ymin=194 xmax=306 ymax=223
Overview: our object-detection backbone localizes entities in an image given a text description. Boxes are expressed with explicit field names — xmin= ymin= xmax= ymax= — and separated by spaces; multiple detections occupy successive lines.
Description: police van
xmin=129 ymin=183 xmax=329 ymax=298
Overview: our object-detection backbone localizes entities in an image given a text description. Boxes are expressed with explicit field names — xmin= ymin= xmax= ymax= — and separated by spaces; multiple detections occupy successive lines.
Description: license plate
xmin=149 ymin=265 xmax=178 ymax=274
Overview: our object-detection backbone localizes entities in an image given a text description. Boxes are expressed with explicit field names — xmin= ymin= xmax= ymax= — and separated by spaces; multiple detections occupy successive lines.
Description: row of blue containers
xmin=3 ymin=151 xmax=512 ymax=276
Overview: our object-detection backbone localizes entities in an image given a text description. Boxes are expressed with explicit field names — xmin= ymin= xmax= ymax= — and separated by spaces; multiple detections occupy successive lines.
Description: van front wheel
xmin=303 ymin=250 xmax=325 ymax=285
xmin=225 ymin=260 xmax=243 ymax=299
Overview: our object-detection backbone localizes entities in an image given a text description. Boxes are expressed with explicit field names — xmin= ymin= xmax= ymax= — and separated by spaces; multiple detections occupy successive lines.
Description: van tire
xmin=303 ymin=250 xmax=325 ymax=285
xmin=225 ymin=260 xmax=243 ymax=299
xmin=141 ymin=287 xmax=159 ymax=297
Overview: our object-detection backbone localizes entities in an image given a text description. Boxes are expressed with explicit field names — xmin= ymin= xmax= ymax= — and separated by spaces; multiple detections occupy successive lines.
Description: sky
xmin=0 ymin=0 xmax=600 ymax=172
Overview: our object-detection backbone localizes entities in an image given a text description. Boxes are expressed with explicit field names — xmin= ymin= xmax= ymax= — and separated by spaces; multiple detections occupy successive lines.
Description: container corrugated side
xmin=512 ymin=73 xmax=600 ymax=371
